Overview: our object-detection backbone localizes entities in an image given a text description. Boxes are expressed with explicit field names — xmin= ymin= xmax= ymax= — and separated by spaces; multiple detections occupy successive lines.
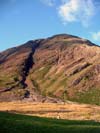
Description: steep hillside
xmin=0 ymin=34 xmax=100 ymax=104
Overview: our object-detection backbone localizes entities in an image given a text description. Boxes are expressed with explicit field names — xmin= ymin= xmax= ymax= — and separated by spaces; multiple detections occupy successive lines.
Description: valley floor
xmin=0 ymin=101 xmax=100 ymax=121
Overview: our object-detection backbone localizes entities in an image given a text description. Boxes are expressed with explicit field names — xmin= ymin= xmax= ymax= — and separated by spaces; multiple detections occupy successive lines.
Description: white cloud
xmin=91 ymin=31 xmax=100 ymax=41
xmin=58 ymin=0 xmax=95 ymax=27
xmin=40 ymin=0 xmax=55 ymax=6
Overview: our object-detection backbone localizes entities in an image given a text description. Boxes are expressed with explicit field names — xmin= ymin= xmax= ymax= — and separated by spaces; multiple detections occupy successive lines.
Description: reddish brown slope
xmin=0 ymin=34 xmax=100 ymax=104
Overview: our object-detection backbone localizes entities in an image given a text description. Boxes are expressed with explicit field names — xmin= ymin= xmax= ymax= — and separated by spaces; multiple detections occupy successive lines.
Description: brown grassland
xmin=0 ymin=102 xmax=100 ymax=121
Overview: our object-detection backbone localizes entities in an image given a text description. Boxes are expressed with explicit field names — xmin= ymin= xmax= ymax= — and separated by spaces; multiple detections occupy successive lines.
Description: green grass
xmin=33 ymin=65 xmax=51 ymax=80
xmin=73 ymin=87 xmax=100 ymax=105
xmin=31 ymin=79 xmax=40 ymax=91
xmin=0 ymin=73 xmax=20 ymax=88
xmin=0 ymin=112 xmax=100 ymax=133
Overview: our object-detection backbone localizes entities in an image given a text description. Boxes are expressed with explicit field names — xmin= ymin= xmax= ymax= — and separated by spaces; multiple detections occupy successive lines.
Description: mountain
xmin=0 ymin=34 xmax=100 ymax=104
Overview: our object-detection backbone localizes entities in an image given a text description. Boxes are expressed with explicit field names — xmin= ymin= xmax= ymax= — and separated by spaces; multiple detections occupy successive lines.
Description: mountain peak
xmin=50 ymin=33 xmax=79 ymax=39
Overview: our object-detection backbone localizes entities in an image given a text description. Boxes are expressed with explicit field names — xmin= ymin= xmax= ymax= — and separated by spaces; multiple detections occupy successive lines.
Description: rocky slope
xmin=0 ymin=34 xmax=100 ymax=104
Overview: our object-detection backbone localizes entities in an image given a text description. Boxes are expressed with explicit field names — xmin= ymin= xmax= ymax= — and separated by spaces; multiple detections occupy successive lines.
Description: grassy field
xmin=0 ymin=102 xmax=100 ymax=121
xmin=0 ymin=111 xmax=100 ymax=133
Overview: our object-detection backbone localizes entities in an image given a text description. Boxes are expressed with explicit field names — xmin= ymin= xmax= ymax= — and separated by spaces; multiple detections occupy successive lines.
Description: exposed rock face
xmin=0 ymin=34 xmax=100 ymax=104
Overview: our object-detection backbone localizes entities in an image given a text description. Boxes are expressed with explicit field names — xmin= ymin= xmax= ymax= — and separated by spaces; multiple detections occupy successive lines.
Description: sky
xmin=0 ymin=0 xmax=100 ymax=51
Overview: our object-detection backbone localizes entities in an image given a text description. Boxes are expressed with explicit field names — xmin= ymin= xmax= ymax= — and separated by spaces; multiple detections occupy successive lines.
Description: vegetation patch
xmin=33 ymin=65 xmax=51 ymax=80
xmin=70 ymin=87 xmax=100 ymax=105
xmin=31 ymin=79 xmax=40 ymax=92
xmin=0 ymin=112 xmax=100 ymax=133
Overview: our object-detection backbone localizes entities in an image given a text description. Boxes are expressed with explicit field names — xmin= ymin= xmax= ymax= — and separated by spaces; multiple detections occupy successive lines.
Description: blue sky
xmin=0 ymin=0 xmax=100 ymax=51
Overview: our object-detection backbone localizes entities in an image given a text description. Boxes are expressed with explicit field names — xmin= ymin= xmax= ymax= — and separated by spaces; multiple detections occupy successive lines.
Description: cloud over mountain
xmin=58 ymin=0 xmax=95 ymax=27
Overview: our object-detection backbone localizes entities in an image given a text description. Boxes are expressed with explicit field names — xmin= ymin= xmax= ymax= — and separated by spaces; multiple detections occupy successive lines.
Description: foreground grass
xmin=0 ymin=112 xmax=100 ymax=133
